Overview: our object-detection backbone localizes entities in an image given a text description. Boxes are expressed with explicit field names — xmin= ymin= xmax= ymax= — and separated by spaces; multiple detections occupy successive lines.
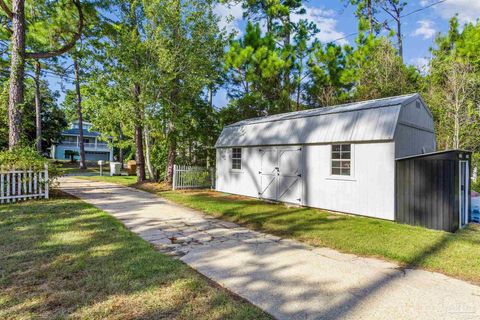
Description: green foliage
xmin=0 ymin=146 xmax=47 ymax=169
xmin=304 ymin=42 xmax=353 ymax=107
xmin=350 ymin=37 xmax=419 ymax=100
xmin=424 ymin=17 xmax=480 ymax=151
xmin=0 ymin=78 xmax=66 ymax=151
xmin=0 ymin=146 xmax=60 ymax=184
xmin=64 ymin=150 xmax=79 ymax=163
xmin=79 ymin=0 xmax=226 ymax=181
xmin=224 ymin=22 xmax=287 ymax=117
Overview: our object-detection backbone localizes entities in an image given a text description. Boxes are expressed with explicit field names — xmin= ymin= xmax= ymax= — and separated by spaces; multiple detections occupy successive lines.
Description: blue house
xmin=51 ymin=121 xmax=113 ymax=162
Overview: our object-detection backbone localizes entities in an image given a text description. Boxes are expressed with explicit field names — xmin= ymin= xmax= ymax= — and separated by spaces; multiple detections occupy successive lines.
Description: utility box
xmin=110 ymin=162 xmax=122 ymax=176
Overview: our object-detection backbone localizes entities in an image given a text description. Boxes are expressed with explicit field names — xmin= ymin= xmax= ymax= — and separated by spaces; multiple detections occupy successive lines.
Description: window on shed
xmin=331 ymin=144 xmax=351 ymax=176
xmin=231 ymin=148 xmax=242 ymax=170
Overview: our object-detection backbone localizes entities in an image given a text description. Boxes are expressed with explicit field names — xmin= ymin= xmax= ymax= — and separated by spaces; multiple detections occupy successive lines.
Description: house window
xmin=62 ymin=136 xmax=76 ymax=143
xmin=331 ymin=144 xmax=351 ymax=176
xmin=231 ymin=148 xmax=242 ymax=170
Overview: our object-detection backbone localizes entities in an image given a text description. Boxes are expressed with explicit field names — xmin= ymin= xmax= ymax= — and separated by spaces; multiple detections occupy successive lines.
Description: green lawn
xmin=73 ymin=175 xmax=480 ymax=284
xmin=0 ymin=192 xmax=270 ymax=320
xmin=75 ymin=174 xmax=138 ymax=185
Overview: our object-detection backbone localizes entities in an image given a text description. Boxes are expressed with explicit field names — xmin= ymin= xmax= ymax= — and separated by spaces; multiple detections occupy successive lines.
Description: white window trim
xmin=329 ymin=144 xmax=355 ymax=180
xmin=230 ymin=147 xmax=243 ymax=172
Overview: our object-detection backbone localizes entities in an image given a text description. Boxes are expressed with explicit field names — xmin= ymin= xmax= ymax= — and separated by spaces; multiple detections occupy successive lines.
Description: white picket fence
xmin=0 ymin=164 xmax=49 ymax=204
xmin=172 ymin=165 xmax=214 ymax=190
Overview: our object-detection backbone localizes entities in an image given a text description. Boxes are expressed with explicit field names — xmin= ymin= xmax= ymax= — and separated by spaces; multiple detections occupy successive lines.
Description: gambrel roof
xmin=215 ymin=93 xmax=430 ymax=148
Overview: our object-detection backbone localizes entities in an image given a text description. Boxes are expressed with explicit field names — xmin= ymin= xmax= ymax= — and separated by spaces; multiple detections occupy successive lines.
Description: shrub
xmin=0 ymin=146 xmax=60 ymax=186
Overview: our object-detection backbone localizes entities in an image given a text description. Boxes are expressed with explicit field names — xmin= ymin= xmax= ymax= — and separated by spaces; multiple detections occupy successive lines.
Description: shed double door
xmin=259 ymin=147 xmax=303 ymax=204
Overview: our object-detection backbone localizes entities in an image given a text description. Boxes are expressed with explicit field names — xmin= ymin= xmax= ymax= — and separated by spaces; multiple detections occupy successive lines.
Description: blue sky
xmin=46 ymin=0 xmax=480 ymax=109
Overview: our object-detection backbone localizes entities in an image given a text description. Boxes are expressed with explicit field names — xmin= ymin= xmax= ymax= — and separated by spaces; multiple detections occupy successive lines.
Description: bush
xmin=0 ymin=146 xmax=60 ymax=185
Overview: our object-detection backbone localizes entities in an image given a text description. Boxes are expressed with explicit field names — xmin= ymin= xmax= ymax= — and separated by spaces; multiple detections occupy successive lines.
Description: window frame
xmin=330 ymin=144 xmax=353 ymax=177
xmin=231 ymin=147 xmax=242 ymax=171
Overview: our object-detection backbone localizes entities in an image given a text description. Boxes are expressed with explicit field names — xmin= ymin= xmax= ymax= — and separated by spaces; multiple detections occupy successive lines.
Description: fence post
xmin=0 ymin=166 xmax=4 ymax=204
xmin=210 ymin=167 xmax=215 ymax=189
xmin=44 ymin=164 xmax=49 ymax=199
xmin=172 ymin=164 xmax=177 ymax=190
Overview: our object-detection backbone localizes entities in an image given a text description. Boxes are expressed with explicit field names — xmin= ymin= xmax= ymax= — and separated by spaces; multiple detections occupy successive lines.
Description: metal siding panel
xmin=396 ymin=161 xmax=403 ymax=222
xmin=216 ymin=105 xmax=402 ymax=147
xmin=427 ymin=161 xmax=433 ymax=228
xmin=432 ymin=160 xmax=438 ymax=229
xmin=407 ymin=160 xmax=413 ymax=226
xmin=453 ymin=161 xmax=459 ymax=231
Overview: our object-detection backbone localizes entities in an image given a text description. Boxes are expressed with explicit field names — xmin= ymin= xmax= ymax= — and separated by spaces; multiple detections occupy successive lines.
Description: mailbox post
xmin=98 ymin=160 xmax=105 ymax=176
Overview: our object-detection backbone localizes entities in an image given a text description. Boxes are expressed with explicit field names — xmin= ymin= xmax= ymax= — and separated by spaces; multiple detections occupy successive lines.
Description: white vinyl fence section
xmin=0 ymin=164 xmax=49 ymax=204
xmin=172 ymin=165 xmax=214 ymax=190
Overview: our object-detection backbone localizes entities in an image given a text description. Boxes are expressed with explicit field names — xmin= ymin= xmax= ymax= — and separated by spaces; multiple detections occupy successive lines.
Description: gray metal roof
xmin=62 ymin=128 xmax=102 ymax=138
xmin=215 ymin=93 xmax=420 ymax=148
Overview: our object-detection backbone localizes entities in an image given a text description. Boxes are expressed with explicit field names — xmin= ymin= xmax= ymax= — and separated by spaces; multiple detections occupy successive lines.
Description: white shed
xmin=214 ymin=93 xmax=436 ymax=220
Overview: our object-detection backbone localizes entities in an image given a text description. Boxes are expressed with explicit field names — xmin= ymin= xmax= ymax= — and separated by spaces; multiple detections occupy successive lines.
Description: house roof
xmin=62 ymin=128 xmax=102 ymax=138
xmin=215 ymin=93 xmax=421 ymax=148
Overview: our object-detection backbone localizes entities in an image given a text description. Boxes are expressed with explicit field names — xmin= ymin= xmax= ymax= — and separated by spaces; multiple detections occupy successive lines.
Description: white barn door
xmin=258 ymin=147 xmax=303 ymax=204
xmin=259 ymin=148 xmax=278 ymax=200
xmin=277 ymin=148 xmax=302 ymax=204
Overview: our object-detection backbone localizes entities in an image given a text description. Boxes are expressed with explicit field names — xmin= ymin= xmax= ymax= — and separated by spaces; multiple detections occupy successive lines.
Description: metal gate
xmin=258 ymin=147 xmax=302 ymax=204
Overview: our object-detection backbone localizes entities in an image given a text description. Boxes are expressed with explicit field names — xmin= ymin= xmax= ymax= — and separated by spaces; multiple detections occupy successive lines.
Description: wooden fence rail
xmin=0 ymin=164 xmax=49 ymax=204
xmin=172 ymin=165 xmax=214 ymax=190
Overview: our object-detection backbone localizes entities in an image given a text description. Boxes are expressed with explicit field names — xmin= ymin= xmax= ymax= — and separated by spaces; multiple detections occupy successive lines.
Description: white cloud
xmin=292 ymin=6 xmax=348 ymax=45
xmin=213 ymin=3 xmax=244 ymax=36
xmin=412 ymin=20 xmax=437 ymax=39
xmin=410 ymin=57 xmax=430 ymax=74
xmin=213 ymin=4 xmax=347 ymax=44
xmin=420 ymin=0 xmax=480 ymax=24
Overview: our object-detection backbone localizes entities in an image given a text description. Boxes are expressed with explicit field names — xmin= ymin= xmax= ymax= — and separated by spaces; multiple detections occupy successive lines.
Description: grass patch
xmin=73 ymin=175 xmax=480 ymax=284
xmin=0 ymin=192 xmax=270 ymax=319
xmin=75 ymin=174 xmax=139 ymax=185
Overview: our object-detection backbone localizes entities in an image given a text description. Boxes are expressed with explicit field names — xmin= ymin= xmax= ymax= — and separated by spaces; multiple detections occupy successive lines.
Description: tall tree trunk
xmin=8 ymin=0 xmax=26 ymax=149
xmin=396 ymin=17 xmax=403 ymax=60
xmin=282 ymin=14 xmax=291 ymax=112
xmin=166 ymin=133 xmax=176 ymax=183
xmin=34 ymin=60 xmax=42 ymax=153
xmin=208 ymin=85 xmax=213 ymax=108
xmin=367 ymin=0 xmax=373 ymax=33
xmin=166 ymin=0 xmax=180 ymax=184
xmin=74 ymin=57 xmax=87 ymax=170
xmin=118 ymin=125 xmax=124 ymax=167
xmin=144 ymin=125 xmax=155 ymax=180
xmin=133 ymin=83 xmax=146 ymax=182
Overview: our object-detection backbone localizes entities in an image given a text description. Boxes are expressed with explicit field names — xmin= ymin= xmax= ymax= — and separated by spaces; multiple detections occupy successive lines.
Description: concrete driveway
xmin=60 ymin=177 xmax=480 ymax=320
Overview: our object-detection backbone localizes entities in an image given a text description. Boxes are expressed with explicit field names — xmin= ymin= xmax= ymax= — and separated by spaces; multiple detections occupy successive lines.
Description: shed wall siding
xmin=398 ymin=99 xmax=433 ymax=130
xmin=216 ymin=147 xmax=263 ymax=199
xmin=394 ymin=98 xmax=436 ymax=158
xmin=394 ymin=124 xmax=436 ymax=158
xmin=216 ymin=141 xmax=395 ymax=220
